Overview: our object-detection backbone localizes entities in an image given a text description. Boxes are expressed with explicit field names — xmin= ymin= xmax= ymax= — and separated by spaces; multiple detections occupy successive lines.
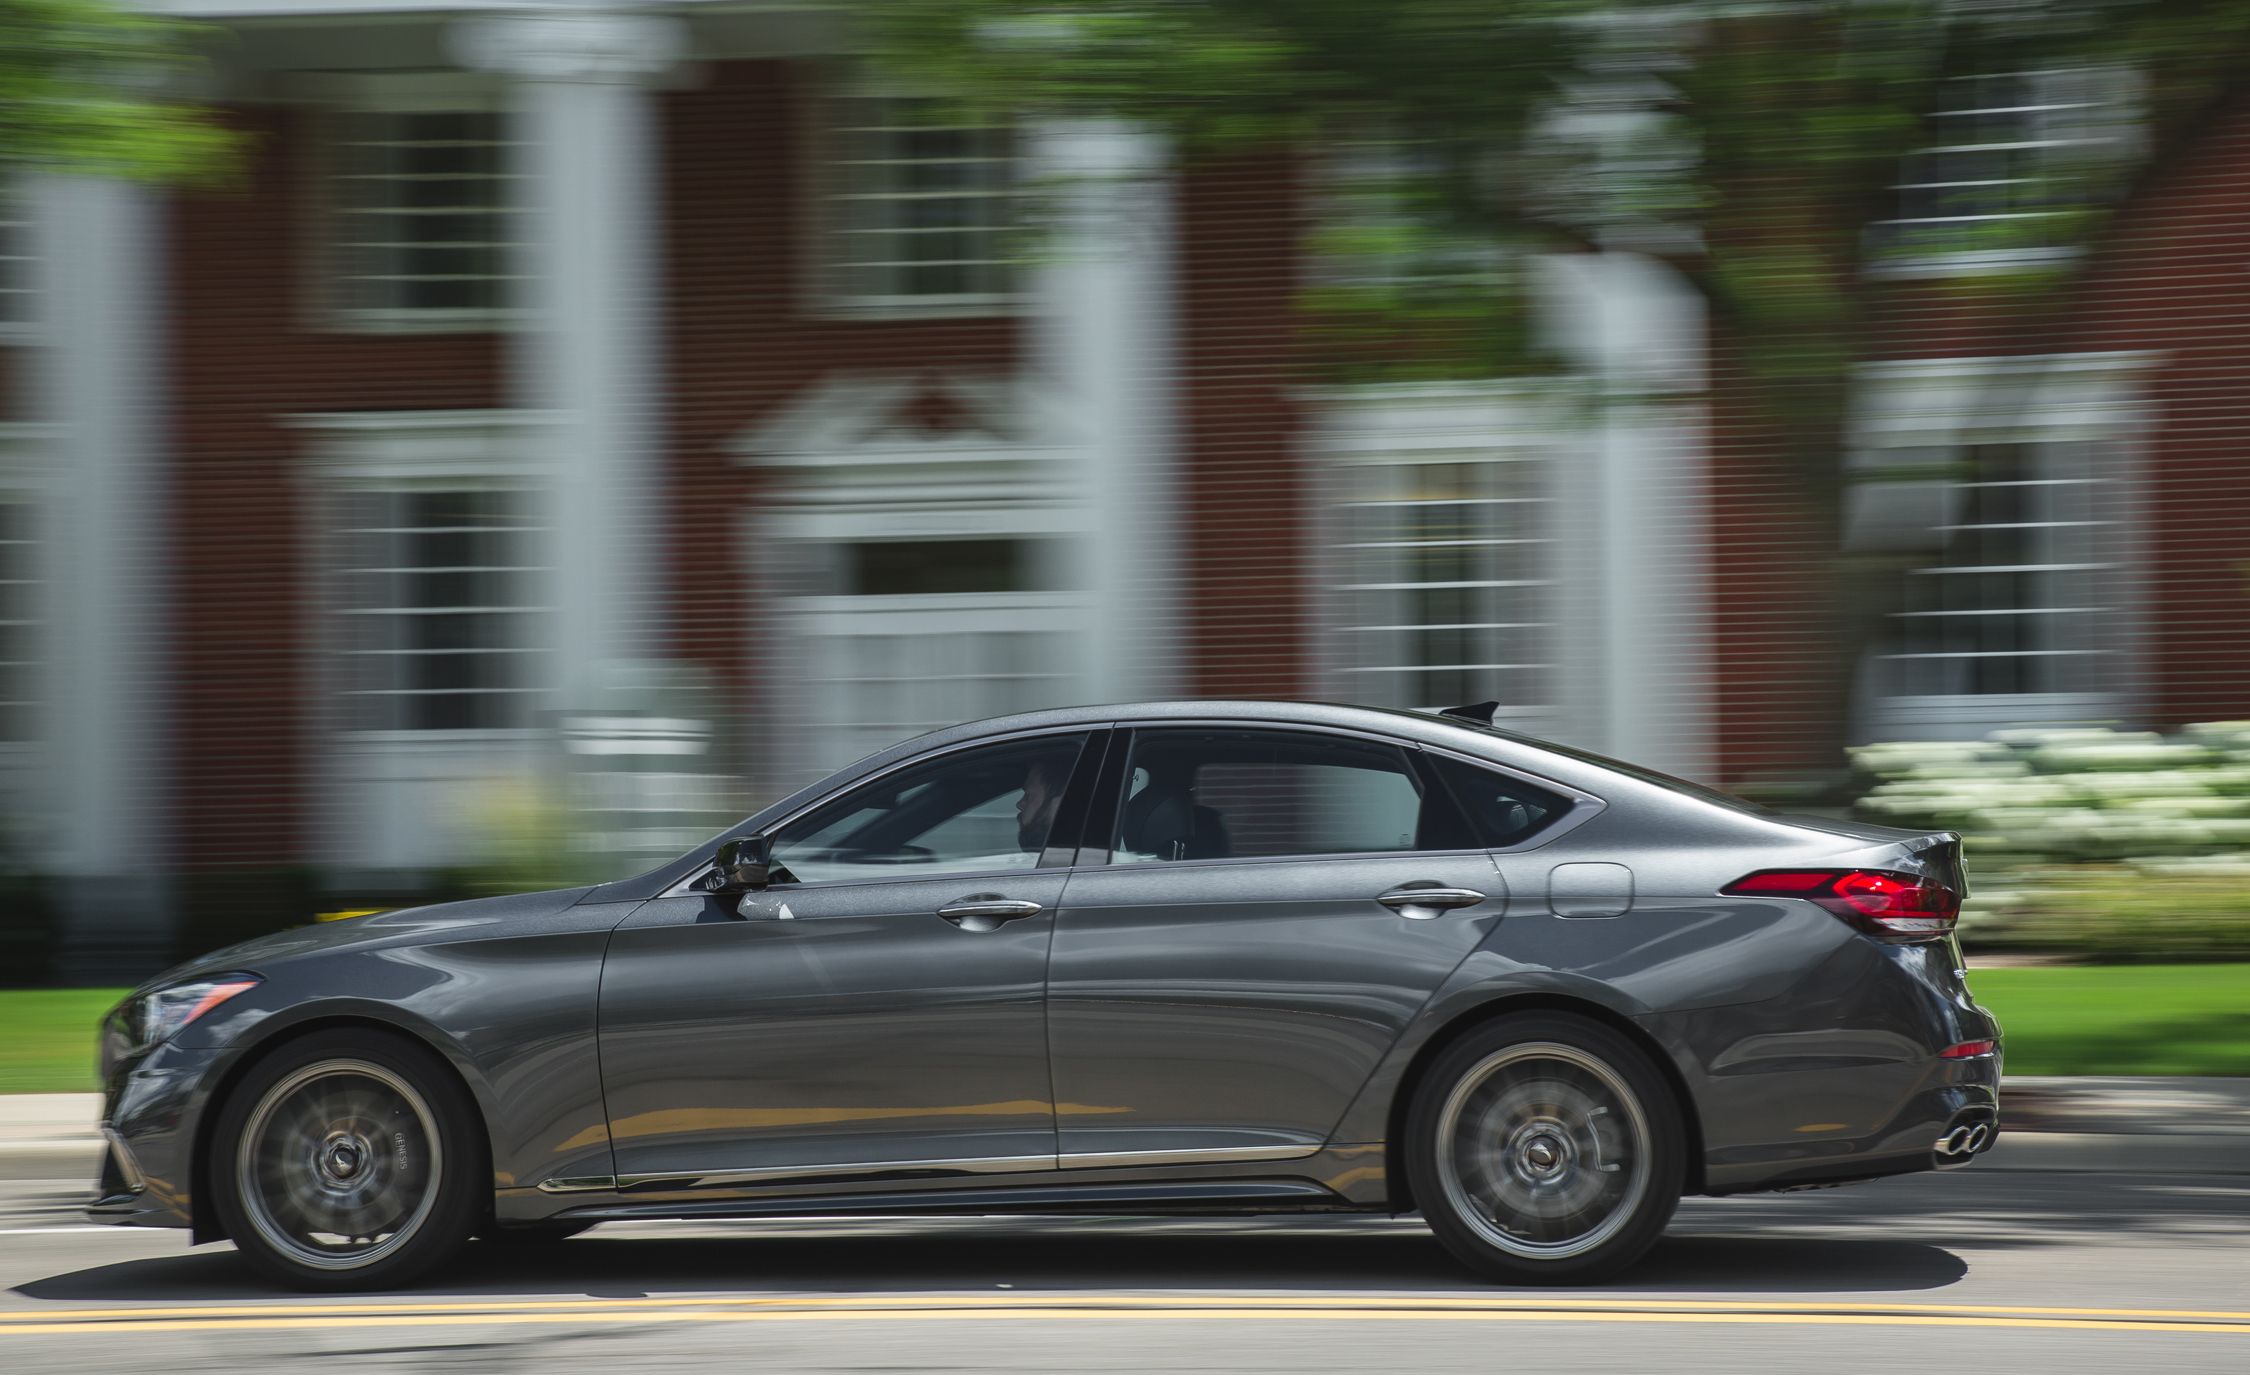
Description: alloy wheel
xmin=1433 ymin=1040 xmax=1653 ymax=1260
xmin=234 ymin=1058 xmax=443 ymax=1272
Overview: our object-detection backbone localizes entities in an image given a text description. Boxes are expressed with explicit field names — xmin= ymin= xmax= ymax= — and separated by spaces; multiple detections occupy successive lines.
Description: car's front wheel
xmin=210 ymin=1028 xmax=482 ymax=1290
xmin=1405 ymin=1012 xmax=1684 ymax=1284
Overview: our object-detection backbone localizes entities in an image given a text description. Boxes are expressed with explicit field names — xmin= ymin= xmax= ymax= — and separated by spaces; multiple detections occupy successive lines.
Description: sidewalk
xmin=5 ymin=1079 xmax=2244 ymax=1176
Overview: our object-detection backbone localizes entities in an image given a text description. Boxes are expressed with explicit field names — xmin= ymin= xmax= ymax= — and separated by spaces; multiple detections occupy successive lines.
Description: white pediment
xmin=729 ymin=371 xmax=1079 ymax=466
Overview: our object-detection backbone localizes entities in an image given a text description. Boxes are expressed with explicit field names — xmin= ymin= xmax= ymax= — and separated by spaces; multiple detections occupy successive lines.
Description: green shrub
xmin=1850 ymin=724 xmax=2250 ymax=957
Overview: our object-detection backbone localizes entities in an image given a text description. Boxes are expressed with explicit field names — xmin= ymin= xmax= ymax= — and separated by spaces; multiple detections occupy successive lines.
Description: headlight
xmin=105 ymin=976 xmax=261 ymax=1067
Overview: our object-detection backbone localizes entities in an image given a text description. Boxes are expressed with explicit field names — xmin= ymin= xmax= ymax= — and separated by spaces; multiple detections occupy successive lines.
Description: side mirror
xmin=706 ymin=835 xmax=774 ymax=894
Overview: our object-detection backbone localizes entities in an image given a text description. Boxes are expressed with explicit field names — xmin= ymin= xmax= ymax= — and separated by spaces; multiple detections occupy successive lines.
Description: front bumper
xmin=84 ymin=1041 xmax=228 ymax=1232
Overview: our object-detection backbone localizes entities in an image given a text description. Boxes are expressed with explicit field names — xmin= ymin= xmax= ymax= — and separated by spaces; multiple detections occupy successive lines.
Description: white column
xmin=455 ymin=5 xmax=681 ymax=708
xmin=1027 ymin=119 xmax=1181 ymax=704
xmin=30 ymin=176 xmax=173 ymax=975
xmin=1542 ymin=251 xmax=1713 ymax=778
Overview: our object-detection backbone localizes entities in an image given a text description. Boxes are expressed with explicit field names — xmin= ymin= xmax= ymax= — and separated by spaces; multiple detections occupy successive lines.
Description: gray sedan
xmin=89 ymin=700 xmax=2000 ymax=1290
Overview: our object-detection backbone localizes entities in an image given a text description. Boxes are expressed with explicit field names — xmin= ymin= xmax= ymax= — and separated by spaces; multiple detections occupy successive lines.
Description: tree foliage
xmin=869 ymin=1 xmax=2250 ymax=394
xmin=0 ymin=0 xmax=233 ymax=182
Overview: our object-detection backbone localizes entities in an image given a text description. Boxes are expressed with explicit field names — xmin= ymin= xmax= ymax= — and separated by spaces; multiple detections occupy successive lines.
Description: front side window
xmin=1112 ymin=729 xmax=1460 ymax=865
xmin=327 ymin=108 xmax=518 ymax=329
xmin=771 ymin=733 xmax=1088 ymax=883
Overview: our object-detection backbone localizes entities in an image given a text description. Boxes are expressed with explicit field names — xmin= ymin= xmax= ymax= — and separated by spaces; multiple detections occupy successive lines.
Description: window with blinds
xmin=821 ymin=94 xmax=1018 ymax=312
xmin=329 ymin=488 xmax=546 ymax=732
xmin=1880 ymin=441 xmax=2118 ymax=699
xmin=1328 ymin=452 xmax=1556 ymax=715
xmin=327 ymin=109 xmax=519 ymax=328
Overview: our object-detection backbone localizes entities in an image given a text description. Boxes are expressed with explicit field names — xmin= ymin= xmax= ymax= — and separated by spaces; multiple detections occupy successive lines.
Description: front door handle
xmin=937 ymin=896 xmax=1045 ymax=932
xmin=1376 ymin=884 xmax=1486 ymax=919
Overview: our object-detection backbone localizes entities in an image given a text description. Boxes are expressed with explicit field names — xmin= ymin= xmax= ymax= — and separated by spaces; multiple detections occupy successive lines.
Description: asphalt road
xmin=0 ymin=1165 xmax=2244 ymax=1373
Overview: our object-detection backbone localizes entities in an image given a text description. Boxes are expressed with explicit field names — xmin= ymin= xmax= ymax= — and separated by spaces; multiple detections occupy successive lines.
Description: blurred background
xmin=0 ymin=0 xmax=2245 ymax=1032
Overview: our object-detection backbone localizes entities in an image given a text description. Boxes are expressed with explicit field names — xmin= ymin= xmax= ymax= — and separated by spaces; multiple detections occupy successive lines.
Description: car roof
xmin=886 ymin=698 xmax=1573 ymax=779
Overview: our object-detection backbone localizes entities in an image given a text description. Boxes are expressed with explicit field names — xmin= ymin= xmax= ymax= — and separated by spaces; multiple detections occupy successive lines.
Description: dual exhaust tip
xmin=1935 ymin=1122 xmax=1992 ymax=1160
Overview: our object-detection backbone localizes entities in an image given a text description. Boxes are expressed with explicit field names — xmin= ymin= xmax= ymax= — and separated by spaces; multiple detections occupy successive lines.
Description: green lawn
xmin=0 ymin=988 xmax=123 ymax=1094
xmin=1970 ymin=963 xmax=2250 ymax=1077
xmin=0 ymin=966 xmax=2242 ymax=1092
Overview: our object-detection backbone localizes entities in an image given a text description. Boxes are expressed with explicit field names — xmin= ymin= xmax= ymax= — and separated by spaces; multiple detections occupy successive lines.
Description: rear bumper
xmin=1659 ymin=935 xmax=2004 ymax=1195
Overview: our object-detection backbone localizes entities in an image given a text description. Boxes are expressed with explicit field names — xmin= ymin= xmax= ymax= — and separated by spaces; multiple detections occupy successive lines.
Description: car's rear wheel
xmin=211 ymin=1028 xmax=482 ymax=1290
xmin=1405 ymin=1012 xmax=1683 ymax=1284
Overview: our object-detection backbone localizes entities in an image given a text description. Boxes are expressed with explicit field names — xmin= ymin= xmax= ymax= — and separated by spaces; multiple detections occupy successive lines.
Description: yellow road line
xmin=1 ymin=1294 xmax=2247 ymax=1336
xmin=0 ymin=1307 xmax=2246 ymax=1338
xmin=5 ymin=1293 xmax=2250 ymax=1323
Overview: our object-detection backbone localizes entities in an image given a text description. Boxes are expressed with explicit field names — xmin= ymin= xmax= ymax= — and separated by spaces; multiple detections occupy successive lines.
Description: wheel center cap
xmin=318 ymin=1134 xmax=369 ymax=1184
xmin=1507 ymin=1120 xmax=1575 ymax=1182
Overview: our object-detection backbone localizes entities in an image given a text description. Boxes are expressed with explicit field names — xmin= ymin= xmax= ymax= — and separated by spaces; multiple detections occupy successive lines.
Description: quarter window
xmin=1112 ymin=730 xmax=1462 ymax=865
xmin=1424 ymin=753 xmax=1570 ymax=848
xmin=770 ymin=733 xmax=1088 ymax=883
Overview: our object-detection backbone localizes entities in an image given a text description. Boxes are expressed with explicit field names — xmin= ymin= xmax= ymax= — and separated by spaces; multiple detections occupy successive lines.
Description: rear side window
xmin=1112 ymin=729 xmax=1462 ymax=864
xmin=1425 ymin=753 xmax=1571 ymax=848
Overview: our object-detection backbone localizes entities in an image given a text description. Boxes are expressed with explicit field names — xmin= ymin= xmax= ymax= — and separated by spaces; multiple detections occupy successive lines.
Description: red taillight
xmin=1940 ymin=1039 xmax=1997 ymax=1059
xmin=1722 ymin=868 xmax=1961 ymax=942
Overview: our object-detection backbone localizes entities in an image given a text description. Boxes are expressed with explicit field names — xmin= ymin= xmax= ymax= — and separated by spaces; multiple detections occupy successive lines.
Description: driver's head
xmin=1016 ymin=754 xmax=1069 ymax=852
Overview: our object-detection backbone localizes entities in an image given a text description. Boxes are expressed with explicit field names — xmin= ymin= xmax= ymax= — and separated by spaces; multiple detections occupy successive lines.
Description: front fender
xmin=178 ymin=902 xmax=636 ymax=1201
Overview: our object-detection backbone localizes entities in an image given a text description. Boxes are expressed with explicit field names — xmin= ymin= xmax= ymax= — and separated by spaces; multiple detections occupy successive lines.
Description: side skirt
xmin=550 ymin=1179 xmax=1362 ymax=1225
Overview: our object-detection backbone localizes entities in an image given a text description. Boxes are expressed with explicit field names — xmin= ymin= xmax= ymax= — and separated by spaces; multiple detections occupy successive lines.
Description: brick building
xmin=1 ymin=3 xmax=2245 ymax=973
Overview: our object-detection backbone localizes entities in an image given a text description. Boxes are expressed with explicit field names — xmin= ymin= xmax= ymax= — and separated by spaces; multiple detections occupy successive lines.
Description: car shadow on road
xmin=13 ymin=1219 xmax=1964 ymax=1303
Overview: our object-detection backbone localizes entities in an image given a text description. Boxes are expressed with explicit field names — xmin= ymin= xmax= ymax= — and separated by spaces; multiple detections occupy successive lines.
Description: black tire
xmin=1403 ymin=1012 xmax=1684 ymax=1285
xmin=209 ymin=1027 xmax=484 ymax=1291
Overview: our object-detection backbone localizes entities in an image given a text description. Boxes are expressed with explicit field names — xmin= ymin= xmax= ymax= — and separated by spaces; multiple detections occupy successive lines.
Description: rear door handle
xmin=937 ymin=896 xmax=1045 ymax=932
xmin=1376 ymin=885 xmax=1486 ymax=919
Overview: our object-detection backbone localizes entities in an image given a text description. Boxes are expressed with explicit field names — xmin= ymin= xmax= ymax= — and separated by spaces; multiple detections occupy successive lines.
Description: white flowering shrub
xmin=1850 ymin=724 xmax=2250 ymax=958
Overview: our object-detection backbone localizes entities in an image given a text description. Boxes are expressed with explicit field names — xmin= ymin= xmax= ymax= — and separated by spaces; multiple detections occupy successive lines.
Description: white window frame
xmin=0 ymin=425 xmax=56 ymax=855
xmin=1870 ymin=67 xmax=2136 ymax=280
xmin=305 ymin=74 xmax=522 ymax=335
xmin=1308 ymin=383 xmax=1572 ymax=731
xmin=0 ymin=183 xmax=36 ymax=342
xmin=1850 ymin=352 xmax=2156 ymax=740
xmin=804 ymin=74 xmax=1022 ymax=319
xmin=289 ymin=410 xmax=554 ymax=743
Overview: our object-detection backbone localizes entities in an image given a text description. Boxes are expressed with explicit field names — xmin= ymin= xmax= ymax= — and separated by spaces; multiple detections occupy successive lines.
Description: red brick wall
xmin=2061 ymin=97 xmax=2250 ymax=729
xmin=168 ymin=106 xmax=503 ymax=870
xmin=1702 ymin=345 xmax=1845 ymax=786
xmin=1176 ymin=150 xmax=1309 ymax=698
